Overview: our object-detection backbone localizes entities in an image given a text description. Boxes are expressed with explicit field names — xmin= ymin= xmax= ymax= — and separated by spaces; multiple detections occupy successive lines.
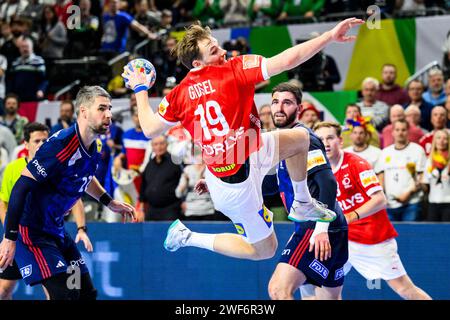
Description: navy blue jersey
xmin=22 ymin=123 xmax=102 ymax=238
xmin=277 ymin=123 xmax=347 ymax=232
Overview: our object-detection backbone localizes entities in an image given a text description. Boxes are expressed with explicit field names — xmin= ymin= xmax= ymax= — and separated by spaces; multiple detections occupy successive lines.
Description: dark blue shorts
xmin=279 ymin=227 xmax=348 ymax=287
xmin=15 ymin=225 xmax=89 ymax=286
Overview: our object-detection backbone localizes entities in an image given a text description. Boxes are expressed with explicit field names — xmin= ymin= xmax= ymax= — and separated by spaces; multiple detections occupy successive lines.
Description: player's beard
xmin=91 ymin=122 xmax=110 ymax=134
xmin=272 ymin=112 xmax=298 ymax=129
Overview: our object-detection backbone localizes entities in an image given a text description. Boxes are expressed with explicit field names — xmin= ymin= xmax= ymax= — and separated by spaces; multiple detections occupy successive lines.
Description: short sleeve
xmin=26 ymin=140 xmax=62 ymax=183
xmin=374 ymin=152 xmax=385 ymax=174
xmin=229 ymin=55 xmax=269 ymax=87
xmin=422 ymin=158 xmax=431 ymax=184
xmin=0 ymin=164 xmax=12 ymax=203
xmin=158 ymin=95 xmax=179 ymax=126
xmin=353 ymin=158 xmax=383 ymax=197
xmin=122 ymin=12 xmax=134 ymax=25
xmin=416 ymin=146 xmax=427 ymax=173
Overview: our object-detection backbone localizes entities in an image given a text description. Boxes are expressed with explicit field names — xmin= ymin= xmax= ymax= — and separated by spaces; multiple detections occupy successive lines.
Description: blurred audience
xmin=0 ymin=92 xmax=27 ymax=143
xmin=357 ymin=77 xmax=390 ymax=132
xmin=50 ymin=99 xmax=76 ymax=135
xmin=404 ymin=79 xmax=433 ymax=131
xmin=422 ymin=69 xmax=446 ymax=107
xmin=375 ymin=119 xmax=426 ymax=221
xmin=376 ymin=64 xmax=409 ymax=106
xmin=419 ymin=105 xmax=448 ymax=156
xmin=140 ymin=135 xmax=182 ymax=221
xmin=422 ymin=129 xmax=450 ymax=221
xmin=344 ymin=122 xmax=381 ymax=168
xmin=381 ymin=104 xmax=424 ymax=148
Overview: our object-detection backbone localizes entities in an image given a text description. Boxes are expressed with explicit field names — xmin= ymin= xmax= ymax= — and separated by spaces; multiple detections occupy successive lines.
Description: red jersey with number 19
xmin=157 ymin=55 xmax=269 ymax=177
xmin=334 ymin=152 xmax=398 ymax=244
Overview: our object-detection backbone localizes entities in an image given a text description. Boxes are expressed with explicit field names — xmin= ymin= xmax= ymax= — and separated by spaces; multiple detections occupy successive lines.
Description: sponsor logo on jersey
xmin=197 ymin=127 xmax=245 ymax=157
xmin=359 ymin=169 xmax=379 ymax=188
xmin=385 ymin=156 xmax=391 ymax=163
xmin=342 ymin=176 xmax=352 ymax=189
xmin=20 ymin=265 xmax=32 ymax=278
xmin=56 ymin=260 xmax=65 ymax=268
xmin=258 ymin=206 xmax=272 ymax=228
xmin=307 ymin=149 xmax=327 ymax=171
xmin=334 ymin=267 xmax=344 ymax=280
xmin=70 ymin=257 xmax=86 ymax=268
xmin=96 ymin=139 xmax=103 ymax=153
xmin=32 ymin=159 xmax=47 ymax=177
xmin=212 ymin=163 xmax=236 ymax=173
xmin=234 ymin=223 xmax=247 ymax=237
xmin=309 ymin=259 xmax=329 ymax=279
xmin=338 ymin=193 xmax=365 ymax=211
xmin=242 ymin=55 xmax=260 ymax=69
xmin=158 ymin=97 xmax=169 ymax=116
xmin=68 ymin=148 xmax=82 ymax=167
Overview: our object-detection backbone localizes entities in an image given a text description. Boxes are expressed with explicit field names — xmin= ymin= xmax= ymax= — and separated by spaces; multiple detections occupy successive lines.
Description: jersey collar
xmin=75 ymin=122 xmax=92 ymax=158
xmin=332 ymin=150 xmax=345 ymax=174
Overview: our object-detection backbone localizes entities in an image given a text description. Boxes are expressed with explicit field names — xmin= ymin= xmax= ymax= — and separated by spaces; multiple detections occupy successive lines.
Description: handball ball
xmin=125 ymin=58 xmax=156 ymax=89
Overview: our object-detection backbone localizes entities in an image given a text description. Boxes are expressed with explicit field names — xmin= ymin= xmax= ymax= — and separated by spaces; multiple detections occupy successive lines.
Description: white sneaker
xmin=288 ymin=198 xmax=337 ymax=223
xmin=164 ymin=219 xmax=192 ymax=252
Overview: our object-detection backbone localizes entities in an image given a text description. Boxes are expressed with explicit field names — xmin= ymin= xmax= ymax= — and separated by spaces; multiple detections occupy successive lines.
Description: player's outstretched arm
xmin=122 ymin=66 xmax=171 ymax=138
xmin=266 ymin=18 xmax=364 ymax=77
xmin=85 ymin=177 xmax=136 ymax=222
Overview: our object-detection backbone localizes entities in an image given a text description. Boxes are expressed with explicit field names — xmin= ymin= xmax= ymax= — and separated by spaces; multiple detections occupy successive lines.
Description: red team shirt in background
xmin=334 ymin=152 xmax=398 ymax=244
xmin=157 ymin=55 xmax=269 ymax=177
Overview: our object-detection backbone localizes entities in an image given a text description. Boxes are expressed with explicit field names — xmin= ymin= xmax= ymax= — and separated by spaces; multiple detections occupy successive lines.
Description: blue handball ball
xmin=125 ymin=58 xmax=156 ymax=89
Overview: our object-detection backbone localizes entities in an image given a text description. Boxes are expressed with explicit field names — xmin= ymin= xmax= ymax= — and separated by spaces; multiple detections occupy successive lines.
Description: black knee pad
xmin=79 ymin=272 xmax=97 ymax=300
xmin=80 ymin=288 xmax=97 ymax=300
xmin=42 ymin=273 xmax=81 ymax=300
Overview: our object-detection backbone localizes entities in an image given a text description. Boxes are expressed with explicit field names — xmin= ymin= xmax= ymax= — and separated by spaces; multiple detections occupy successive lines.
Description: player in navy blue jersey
xmin=267 ymin=82 xmax=348 ymax=300
xmin=0 ymin=86 xmax=135 ymax=300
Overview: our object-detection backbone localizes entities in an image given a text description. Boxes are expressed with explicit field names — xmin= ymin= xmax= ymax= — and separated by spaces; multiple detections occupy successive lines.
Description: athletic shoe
xmin=288 ymin=198 xmax=337 ymax=223
xmin=164 ymin=219 xmax=192 ymax=252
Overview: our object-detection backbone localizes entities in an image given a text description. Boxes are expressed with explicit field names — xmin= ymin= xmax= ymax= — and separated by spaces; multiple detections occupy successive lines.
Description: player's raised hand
xmin=0 ymin=238 xmax=16 ymax=271
xmin=122 ymin=65 xmax=154 ymax=91
xmin=329 ymin=17 xmax=365 ymax=42
xmin=75 ymin=229 xmax=93 ymax=252
xmin=309 ymin=232 xmax=332 ymax=262
xmin=108 ymin=200 xmax=136 ymax=223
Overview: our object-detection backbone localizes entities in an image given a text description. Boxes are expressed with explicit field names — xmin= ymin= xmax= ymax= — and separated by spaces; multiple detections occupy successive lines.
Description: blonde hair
xmin=362 ymin=77 xmax=380 ymax=89
xmin=313 ymin=121 xmax=342 ymax=137
xmin=173 ymin=22 xmax=212 ymax=69
xmin=430 ymin=129 xmax=450 ymax=155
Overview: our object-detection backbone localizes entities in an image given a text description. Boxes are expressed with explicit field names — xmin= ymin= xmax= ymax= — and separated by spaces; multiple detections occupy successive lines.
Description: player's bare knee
xmin=251 ymin=243 xmax=277 ymax=261
xmin=0 ymin=281 xmax=15 ymax=300
xmin=268 ymin=281 xmax=292 ymax=300
xmin=0 ymin=287 xmax=13 ymax=300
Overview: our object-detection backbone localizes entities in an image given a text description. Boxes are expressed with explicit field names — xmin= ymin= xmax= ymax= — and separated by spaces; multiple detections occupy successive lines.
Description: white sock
xmin=291 ymin=178 xmax=312 ymax=203
xmin=185 ymin=232 xmax=216 ymax=251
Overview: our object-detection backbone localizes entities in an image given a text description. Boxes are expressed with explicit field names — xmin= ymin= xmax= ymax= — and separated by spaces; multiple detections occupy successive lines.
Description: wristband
xmin=99 ymin=192 xmax=113 ymax=206
xmin=133 ymin=84 xmax=148 ymax=94
xmin=354 ymin=210 xmax=360 ymax=220
xmin=77 ymin=226 xmax=88 ymax=233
